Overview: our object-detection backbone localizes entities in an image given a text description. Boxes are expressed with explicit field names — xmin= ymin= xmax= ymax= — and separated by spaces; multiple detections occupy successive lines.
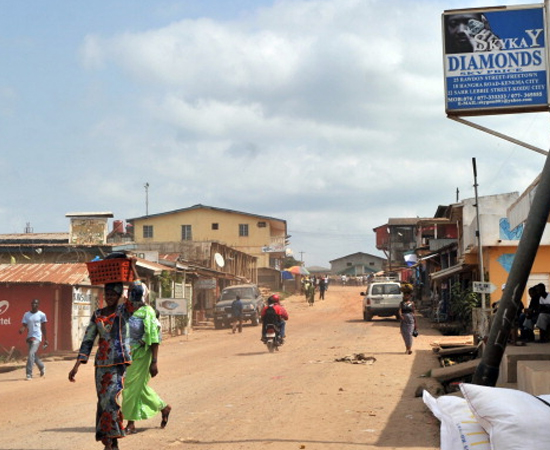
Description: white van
xmin=360 ymin=280 xmax=403 ymax=321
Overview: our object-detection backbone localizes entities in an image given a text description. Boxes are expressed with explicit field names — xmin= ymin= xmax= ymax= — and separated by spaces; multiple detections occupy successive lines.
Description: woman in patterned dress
xmin=68 ymin=264 xmax=144 ymax=450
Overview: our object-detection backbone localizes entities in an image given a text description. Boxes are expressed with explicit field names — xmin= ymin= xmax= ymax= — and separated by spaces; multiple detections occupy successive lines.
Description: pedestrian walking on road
xmin=19 ymin=299 xmax=48 ymax=380
xmin=319 ymin=277 xmax=326 ymax=300
xmin=68 ymin=257 xmax=145 ymax=450
xmin=304 ymin=279 xmax=315 ymax=306
xmin=231 ymin=295 xmax=244 ymax=333
xmin=122 ymin=299 xmax=171 ymax=435
xmin=398 ymin=284 xmax=417 ymax=355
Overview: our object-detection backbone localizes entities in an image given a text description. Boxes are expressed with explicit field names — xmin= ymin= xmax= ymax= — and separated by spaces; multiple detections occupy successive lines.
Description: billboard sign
xmin=443 ymin=4 xmax=549 ymax=115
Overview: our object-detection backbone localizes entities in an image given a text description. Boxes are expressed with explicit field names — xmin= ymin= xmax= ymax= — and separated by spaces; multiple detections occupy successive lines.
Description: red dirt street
xmin=0 ymin=285 xmax=442 ymax=450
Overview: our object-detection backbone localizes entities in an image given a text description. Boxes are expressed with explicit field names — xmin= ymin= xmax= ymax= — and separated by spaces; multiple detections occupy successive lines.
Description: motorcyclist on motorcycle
xmin=261 ymin=294 xmax=289 ymax=343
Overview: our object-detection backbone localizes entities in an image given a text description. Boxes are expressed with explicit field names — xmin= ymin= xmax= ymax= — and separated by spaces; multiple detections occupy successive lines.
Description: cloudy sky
xmin=1 ymin=0 xmax=548 ymax=267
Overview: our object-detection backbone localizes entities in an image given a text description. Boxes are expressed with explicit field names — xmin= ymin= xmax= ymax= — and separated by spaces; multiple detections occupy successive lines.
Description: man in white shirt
xmin=19 ymin=299 xmax=48 ymax=380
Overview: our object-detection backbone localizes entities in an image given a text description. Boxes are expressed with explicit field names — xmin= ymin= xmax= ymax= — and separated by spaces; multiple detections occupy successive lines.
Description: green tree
xmin=449 ymin=282 xmax=481 ymax=333
xmin=283 ymin=256 xmax=302 ymax=268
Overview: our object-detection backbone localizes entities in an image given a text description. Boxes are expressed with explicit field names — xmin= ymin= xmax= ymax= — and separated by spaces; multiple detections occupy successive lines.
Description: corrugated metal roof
xmin=135 ymin=257 xmax=173 ymax=274
xmin=0 ymin=263 xmax=90 ymax=285
xmin=0 ymin=232 xmax=69 ymax=241
xmin=388 ymin=218 xmax=427 ymax=226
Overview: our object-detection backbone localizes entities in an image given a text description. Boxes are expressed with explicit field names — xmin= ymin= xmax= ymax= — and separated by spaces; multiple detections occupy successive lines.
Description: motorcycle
xmin=263 ymin=323 xmax=283 ymax=353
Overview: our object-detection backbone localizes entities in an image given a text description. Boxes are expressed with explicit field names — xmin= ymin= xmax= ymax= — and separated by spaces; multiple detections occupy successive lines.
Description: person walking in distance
xmin=19 ymin=299 xmax=48 ymax=380
xmin=319 ymin=277 xmax=327 ymax=300
xmin=304 ymin=279 xmax=315 ymax=306
xmin=231 ymin=295 xmax=244 ymax=333
xmin=398 ymin=284 xmax=417 ymax=355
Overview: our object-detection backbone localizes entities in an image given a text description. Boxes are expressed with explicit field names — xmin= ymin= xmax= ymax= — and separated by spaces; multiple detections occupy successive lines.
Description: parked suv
xmin=214 ymin=284 xmax=264 ymax=329
xmin=360 ymin=279 xmax=403 ymax=321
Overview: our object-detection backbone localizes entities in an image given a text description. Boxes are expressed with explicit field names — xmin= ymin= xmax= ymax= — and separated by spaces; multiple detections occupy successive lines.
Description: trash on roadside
xmin=334 ymin=353 xmax=376 ymax=364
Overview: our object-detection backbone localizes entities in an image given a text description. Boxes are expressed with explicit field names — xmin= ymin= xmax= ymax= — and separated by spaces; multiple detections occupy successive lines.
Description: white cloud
xmin=1 ymin=0 xmax=546 ymax=266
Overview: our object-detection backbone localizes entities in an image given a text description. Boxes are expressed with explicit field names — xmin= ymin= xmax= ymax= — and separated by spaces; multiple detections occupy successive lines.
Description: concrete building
xmin=127 ymin=204 xmax=287 ymax=272
xmin=329 ymin=252 xmax=386 ymax=276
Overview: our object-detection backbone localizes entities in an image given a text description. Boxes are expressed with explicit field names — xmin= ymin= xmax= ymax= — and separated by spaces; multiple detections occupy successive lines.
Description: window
xmin=212 ymin=223 xmax=219 ymax=230
xmin=181 ymin=225 xmax=192 ymax=241
xmin=143 ymin=225 xmax=153 ymax=239
xmin=372 ymin=285 xmax=384 ymax=295
xmin=239 ymin=224 xmax=249 ymax=237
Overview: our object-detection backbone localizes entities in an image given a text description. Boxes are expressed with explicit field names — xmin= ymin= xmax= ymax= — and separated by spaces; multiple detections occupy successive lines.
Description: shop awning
xmin=430 ymin=263 xmax=471 ymax=281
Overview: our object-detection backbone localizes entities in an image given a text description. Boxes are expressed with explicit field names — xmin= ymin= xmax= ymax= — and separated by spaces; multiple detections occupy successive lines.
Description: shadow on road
xmin=44 ymin=426 xmax=95 ymax=433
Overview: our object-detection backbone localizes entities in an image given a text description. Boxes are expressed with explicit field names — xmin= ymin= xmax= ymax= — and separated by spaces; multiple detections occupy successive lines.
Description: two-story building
xmin=126 ymin=204 xmax=288 ymax=289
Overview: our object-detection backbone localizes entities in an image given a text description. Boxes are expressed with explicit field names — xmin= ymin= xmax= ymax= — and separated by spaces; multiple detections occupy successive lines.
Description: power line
xmin=289 ymin=229 xmax=373 ymax=241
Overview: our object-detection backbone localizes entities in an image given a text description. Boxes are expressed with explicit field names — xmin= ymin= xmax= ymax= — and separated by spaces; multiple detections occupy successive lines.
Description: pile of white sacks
xmin=423 ymin=383 xmax=550 ymax=450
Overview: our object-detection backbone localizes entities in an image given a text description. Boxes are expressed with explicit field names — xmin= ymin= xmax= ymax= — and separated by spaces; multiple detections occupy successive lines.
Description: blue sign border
xmin=443 ymin=5 xmax=549 ymax=115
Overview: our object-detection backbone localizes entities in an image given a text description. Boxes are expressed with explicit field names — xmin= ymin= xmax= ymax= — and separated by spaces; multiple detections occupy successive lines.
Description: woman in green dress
xmin=122 ymin=300 xmax=171 ymax=434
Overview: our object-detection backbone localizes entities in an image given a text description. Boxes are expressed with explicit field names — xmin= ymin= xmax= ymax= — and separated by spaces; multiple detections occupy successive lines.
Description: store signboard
xmin=443 ymin=4 xmax=549 ymax=115
xmin=156 ymin=298 xmax=188 ymax=316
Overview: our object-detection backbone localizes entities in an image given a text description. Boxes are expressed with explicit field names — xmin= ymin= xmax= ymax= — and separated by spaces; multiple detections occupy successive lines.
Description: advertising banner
xmin=443 ymin=5 xmax=549 ymax=115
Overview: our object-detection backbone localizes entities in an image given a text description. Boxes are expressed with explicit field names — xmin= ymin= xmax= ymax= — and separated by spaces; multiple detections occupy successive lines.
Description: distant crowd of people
xmin=300 ymin=274 xmax=373 ymax=288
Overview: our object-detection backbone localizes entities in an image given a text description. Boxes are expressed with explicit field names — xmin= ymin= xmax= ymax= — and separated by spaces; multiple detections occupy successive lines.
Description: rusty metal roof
xmin=0 ymin=263 xmax=90 ymax=285
xmin=0 ymin=232 xmax=69 ymax=243
xmin=135 ymin=257 xmax=174 ymax=275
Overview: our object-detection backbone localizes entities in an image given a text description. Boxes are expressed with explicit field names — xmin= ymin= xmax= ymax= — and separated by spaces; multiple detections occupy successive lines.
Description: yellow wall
xmin=132 ymin=208 xmax=285 ymax=267
xmin=486 ymin=245 xmax=550 ymax=307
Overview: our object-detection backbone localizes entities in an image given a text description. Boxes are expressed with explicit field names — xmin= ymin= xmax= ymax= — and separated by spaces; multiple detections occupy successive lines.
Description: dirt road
xmin=0 ymin=285 xmax=442 ymax=450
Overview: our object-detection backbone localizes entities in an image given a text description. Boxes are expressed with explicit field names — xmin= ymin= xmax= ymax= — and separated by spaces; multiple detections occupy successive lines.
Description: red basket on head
xmin=86 ymin=258 xmax=135 ymax=285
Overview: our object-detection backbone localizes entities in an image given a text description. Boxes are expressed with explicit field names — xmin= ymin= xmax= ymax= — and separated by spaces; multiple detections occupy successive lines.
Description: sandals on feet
xmin=161 ymin=405 xmax=172 ymax=429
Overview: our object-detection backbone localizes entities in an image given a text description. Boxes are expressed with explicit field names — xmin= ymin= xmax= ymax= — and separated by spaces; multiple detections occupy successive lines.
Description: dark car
xmin=213 ymin=284 xmax=264 ymax=329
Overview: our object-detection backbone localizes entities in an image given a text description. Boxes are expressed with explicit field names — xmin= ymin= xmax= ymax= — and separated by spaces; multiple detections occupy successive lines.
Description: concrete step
xmin=498 ymin=342 xmax=550 ymax=383
xmin=517 ymin=360 xmax=550 ymax=396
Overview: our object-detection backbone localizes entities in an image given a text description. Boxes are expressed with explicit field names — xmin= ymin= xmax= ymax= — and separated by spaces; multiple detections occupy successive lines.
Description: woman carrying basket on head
xmin=398 ymin=284 xmax=418 ymax=355
xmin=68 ymin=255 xmax=144 ymax=450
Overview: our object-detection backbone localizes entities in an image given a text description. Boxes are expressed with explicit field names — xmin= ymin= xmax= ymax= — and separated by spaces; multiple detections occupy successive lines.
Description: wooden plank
xmin=436 ymin=345 xmax=479 ymax=357
xmin=431 ymin=358 xmax=480 ymax=382
xmin=430 ymin=335 xmax=474 ymax=348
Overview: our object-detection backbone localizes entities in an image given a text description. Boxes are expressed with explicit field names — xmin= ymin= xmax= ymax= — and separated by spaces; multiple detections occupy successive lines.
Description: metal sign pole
xmin=472 ymin=158 xmax=486 ymax=310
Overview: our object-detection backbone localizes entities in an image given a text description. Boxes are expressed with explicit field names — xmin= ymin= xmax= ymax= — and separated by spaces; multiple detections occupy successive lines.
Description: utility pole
xmin=472 ymin=158 xmax=486 ymax=310
xmin=473 ymin=150 xmax=550 ymax=386
xmin=144 ymin=182 xmax=150 ymax=216
xmin=299 ymin=251 xmax=305 ymax=265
